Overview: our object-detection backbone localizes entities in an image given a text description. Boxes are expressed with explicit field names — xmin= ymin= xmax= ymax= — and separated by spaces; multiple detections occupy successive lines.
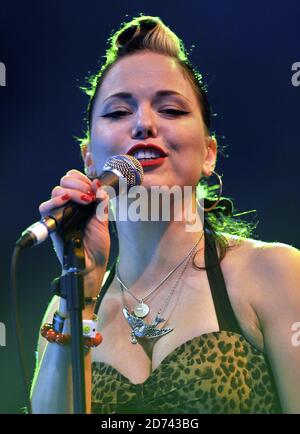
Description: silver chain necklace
xmin=116 ymin=230 xmax=204 ymax=319
xmin=119 ymin=231 xmax=204 ymax=344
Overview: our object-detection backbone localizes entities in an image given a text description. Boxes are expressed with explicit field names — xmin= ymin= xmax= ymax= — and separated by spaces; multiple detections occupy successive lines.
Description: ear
xmin=80 ymin=142 xmax=88 ymax=160
xmin=202 ymin=136 xmax=217 ymax=177
xmin=81 ymin=143 xmax=96 ymax=177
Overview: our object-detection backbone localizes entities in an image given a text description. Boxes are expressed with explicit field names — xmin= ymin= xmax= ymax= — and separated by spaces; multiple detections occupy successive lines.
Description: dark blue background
xmin=0 ymin=0 xmax=299 ymax=413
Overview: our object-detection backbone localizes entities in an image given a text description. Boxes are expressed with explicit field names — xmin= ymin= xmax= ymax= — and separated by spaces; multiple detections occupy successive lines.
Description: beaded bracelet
xmin=52 ymin=311 xmax=99 ymax=337
xmin=41 ymin=323 xmax=103 ymax=348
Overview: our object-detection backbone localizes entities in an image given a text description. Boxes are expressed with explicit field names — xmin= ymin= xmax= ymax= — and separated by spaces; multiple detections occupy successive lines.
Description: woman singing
xmin=31 ymin=15 xmax=300 ymax=414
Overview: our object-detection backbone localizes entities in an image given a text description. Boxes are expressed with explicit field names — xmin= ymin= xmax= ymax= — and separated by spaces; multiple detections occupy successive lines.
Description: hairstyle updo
xmin=78 ymin=14 xmax=257 ymax=262
xmin=83 ymin=15 xmax=211 ymax=138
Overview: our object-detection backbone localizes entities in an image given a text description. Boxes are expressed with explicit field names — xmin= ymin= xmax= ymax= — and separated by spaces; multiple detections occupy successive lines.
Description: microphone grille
xmin=103 ymin=154 xmax=144 ymax=189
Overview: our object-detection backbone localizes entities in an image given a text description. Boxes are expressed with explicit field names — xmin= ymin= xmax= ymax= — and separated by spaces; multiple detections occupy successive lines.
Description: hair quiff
xmin=80 ymin=15 xmax=211 ymax=143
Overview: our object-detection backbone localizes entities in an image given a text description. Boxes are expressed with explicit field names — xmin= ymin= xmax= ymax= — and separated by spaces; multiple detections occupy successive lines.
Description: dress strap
xmin=94 ymin=259 xmax=117 ymax=315
xmin=95 ymin=229 xmax=244 ymax=337
xmin=204 ymin=227 xmax=243 ymax=334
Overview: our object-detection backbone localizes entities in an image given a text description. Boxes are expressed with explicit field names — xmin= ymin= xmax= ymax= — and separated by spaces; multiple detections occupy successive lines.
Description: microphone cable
xmin=10 ymin=243 xmax=32 ymax=414
xmin=9 ymin=154 xmax=143 ymax=414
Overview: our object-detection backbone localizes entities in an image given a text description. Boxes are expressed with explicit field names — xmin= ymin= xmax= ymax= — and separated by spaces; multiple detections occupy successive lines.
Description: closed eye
xmin=160 ymin=109 xmax=190 ymax=116
xmin=101 ymin=110 xmax=130 ymax=119
xmin=101 ymin=109 xmax=190 ymax=119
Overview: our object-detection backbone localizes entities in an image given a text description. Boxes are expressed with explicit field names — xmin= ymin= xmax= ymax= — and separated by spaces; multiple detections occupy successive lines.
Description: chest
xmin=92 ymin=256 xmax=264 ymax=384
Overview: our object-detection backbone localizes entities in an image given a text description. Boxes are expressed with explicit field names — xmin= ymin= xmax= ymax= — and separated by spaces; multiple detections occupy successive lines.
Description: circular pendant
xmin=134 ymin=302 xmax=150 ymax=318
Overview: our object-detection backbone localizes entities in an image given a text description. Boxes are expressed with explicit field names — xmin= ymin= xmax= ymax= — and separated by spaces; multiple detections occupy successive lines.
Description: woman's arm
xmin=253 ymin=243 xmax=300 ymax=413
xmin=30 ymin=267 xmax=108 ymax=414
xmin=30 ymin=296 xmax=74 ymax=414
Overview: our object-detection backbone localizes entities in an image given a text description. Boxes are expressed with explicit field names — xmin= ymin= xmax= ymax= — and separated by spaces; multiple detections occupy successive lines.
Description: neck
xmin=113 ymin=191 xmax=204 ymax=290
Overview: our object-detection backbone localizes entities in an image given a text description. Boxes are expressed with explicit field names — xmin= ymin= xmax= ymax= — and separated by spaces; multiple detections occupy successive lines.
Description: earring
xmin=84 ymin=151 xmax=97 ymax=178
xmin=203 ymin=170 xmax=223 ymax=212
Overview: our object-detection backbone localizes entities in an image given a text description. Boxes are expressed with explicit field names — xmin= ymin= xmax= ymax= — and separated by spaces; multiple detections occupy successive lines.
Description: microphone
xmin=17 ymin=155 xmax=143 ymax=249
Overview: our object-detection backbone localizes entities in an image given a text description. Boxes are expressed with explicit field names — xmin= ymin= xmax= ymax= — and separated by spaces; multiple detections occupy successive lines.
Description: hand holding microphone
xmin=16 ymin=155 xmax=143 ymax=300
xmin=40 ymin=169 xmax=111 ymax=273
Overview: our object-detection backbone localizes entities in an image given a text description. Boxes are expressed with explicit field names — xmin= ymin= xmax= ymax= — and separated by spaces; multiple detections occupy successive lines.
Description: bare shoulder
xmin=223 ymin=232 xmax=300 ymax=320
xmin=221 ymin=232 xmax=300 ymax=266
xmin=222 ymin=235 xmax=300 ymax=413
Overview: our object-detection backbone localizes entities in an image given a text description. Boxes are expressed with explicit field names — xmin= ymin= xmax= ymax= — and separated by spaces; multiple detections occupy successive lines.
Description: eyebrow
xmin=102 ymin=90 xmax=190 ymax=104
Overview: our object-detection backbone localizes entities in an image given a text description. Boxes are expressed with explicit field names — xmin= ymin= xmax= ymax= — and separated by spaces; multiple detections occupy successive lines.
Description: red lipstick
xmin=138 ymin=157 xmax=165 ymax=168
xmin=127 ymin=143 xmax=167 ymax=156
xmin=126 ymin=143 xmax=168 ymax=168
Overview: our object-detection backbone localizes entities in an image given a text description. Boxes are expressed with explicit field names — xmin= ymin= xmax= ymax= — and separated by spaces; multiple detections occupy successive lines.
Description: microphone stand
xmin=51 ymin=202 xmax=98 ymax=413
xmin=64 ymin=228 xmax=86 ymax=414
xmin=53 ymin=226 xmax=86 ymax=414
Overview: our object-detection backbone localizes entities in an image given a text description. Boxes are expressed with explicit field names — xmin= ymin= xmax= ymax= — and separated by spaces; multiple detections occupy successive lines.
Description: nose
xmin=131 ymin=105 xmax=157 ymax=139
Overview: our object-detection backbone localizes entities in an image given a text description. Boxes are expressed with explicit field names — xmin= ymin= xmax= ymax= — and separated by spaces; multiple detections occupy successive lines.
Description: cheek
xmin=170 ymin=138 xmax=205 ymax=185
xmin=172 ymin=130 xmax=205 ymax=165
xmin=92 ymin=122 xmax=123 ymax=149
xmin=91 ymin=123 xmax=126 ymax=170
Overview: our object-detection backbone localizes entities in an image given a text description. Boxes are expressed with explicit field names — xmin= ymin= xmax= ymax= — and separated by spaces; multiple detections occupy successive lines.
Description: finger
xmin=95 ymin=188 xmax=110 ymax=203
xmin=39 ymin=194 xmax=72 ymax=216
xmin=91 ymin=178 xmax=102 ymax=194
xmin=53 ymin=187 xmax=96 ymax=203
xmin=65 ymin=169 xmax=91 ymax=185
xmin=91 ymin=180 xmax=112 ymax=205
xmin=91 ymin=179 xmax=110 ymax=197
xmin=40 ymin=189 xmax=96 ymax=216
xmin=59 ymin=175 xmax=93 ymax=194
xmin=51 ymin=186 xmax=63 ymax=198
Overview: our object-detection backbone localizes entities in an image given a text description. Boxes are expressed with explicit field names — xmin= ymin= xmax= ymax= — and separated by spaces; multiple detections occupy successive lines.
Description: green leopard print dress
xmin=91 ymin=229 xmax=282 ymax=414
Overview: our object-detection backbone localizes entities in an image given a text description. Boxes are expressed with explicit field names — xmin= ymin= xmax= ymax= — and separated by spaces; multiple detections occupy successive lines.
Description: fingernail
xmin=80 ymin=194 xmax=92 ymax=202
xmin=61 ymin=194 xmax=71 ymax=201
